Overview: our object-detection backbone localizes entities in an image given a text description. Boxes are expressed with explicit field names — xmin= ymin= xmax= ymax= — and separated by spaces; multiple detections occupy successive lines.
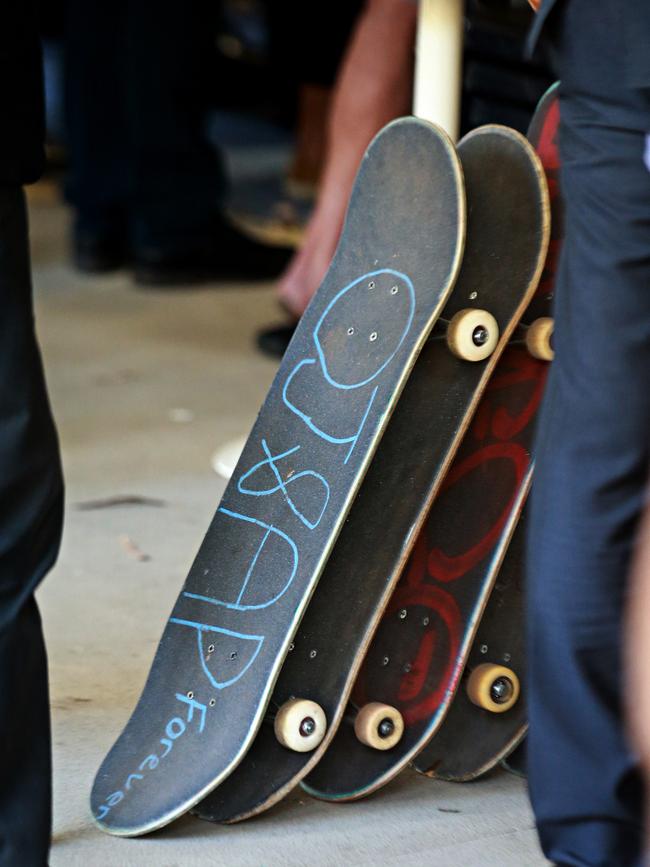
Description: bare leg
xmin=286 ymin=84 xmax=332 ymax=196
xmin=277 ymin=0 xmax=417 ymax=317
xmin=625 ymin=500 xmax=650 ymax=853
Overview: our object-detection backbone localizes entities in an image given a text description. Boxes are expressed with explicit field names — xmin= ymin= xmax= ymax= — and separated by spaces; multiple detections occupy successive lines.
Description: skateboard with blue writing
xmin=90 ymin=117 xmax=465 ymax=836
xmin=193 ymin=123 xmax=550 ymax=824
xmin=411 ymin=82 xmax=561 ymax=785
xmin=303 ymin=85 xmax=560 ymax=804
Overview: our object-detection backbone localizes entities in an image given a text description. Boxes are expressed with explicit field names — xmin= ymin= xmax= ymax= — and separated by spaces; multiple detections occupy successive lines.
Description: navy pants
xmin=0 ymin=188 xmax=64 ymax=866
xmin=527 ymin=1 xmax=650 ymax=864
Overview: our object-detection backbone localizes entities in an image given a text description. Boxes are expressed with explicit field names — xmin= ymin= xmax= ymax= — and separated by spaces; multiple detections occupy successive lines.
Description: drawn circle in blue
xmin=313 ymin=268 xmax=416 ymax=390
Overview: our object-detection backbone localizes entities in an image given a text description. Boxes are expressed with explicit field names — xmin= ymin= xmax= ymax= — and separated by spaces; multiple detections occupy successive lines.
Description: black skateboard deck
xmin=303 ymin=113 xmax=555 ymax=804
xmin=194 ymin=124 xmax=549 ymax=824
xmin=90 ymin=117 xmax=465 ymax=836
xmin=412 ymin=82 xmax=562 ymax=784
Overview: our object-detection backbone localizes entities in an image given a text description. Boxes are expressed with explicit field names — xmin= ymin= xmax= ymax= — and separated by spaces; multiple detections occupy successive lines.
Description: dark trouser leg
xmin=126 ymin=0 xmax=227 ymax=251
xmin=527 ymin=2 xmax=650 ymax=864
xmin=0 ymin=188 xmax=64 ymax=867
xmin=267 ymin=0 xmax=364 ymax=89
xmin=64 ymin=0 xmax=227 ymax=251
xmin=63 ymin=0 xmax=130 ymax=231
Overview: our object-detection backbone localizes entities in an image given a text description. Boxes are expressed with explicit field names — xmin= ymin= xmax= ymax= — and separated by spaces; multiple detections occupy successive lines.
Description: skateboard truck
xmin=445 ymin=309 xmax=555 ymax=364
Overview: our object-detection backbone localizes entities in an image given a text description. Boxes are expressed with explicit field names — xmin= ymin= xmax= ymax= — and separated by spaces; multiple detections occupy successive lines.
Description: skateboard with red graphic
xmin=194 ymin=123 xmax=550 ymax=824
xmin=303 ymin=83 xmax=560 ymax=803
xmin=412 ymin=82 xmax=561 ymax=784
xmin=90 ymin=117 xmax=466 ymax=836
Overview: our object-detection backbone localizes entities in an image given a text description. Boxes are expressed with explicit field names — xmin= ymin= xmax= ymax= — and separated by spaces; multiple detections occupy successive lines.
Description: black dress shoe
xmin=73 ymin=224 xmax=130 ymax=273
xmin=133 ymin=217 xmax=293 ymax=287
xmin=256 ymin=322 xmax=298 ymax=358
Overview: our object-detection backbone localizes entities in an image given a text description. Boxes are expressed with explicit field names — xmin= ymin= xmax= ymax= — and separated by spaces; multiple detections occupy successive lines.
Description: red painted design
xmin=428 ymin=442 xmax=530 ymax=583
xmin=486 ymin=350 xmax=547 ymax=441
xmin=388 ymin=585 xmax=462 ymax=724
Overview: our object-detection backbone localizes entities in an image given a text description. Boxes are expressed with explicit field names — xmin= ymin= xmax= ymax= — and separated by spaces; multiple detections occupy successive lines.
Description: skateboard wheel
xmin=526 ymin=317 xmax=554 ymax=361
xmin=354 ymin=703 xmax=404 ymax=750
xmin=274 ymin=698 xmax=327 ymax=752
xmin=447 ymin=309 xmax=499 ymax=362
xmin=466 ymin=663 xmax=520 ymax=714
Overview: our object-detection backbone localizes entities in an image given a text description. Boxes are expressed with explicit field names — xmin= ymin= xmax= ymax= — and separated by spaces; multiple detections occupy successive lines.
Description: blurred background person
xmin=63 ymin=0 xmax=293 ymax=285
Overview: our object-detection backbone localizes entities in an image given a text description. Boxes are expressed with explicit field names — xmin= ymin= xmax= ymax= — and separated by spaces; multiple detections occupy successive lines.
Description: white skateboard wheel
xmin=354 ymin=702 xmax=404 ymax=750
xmin=274 ymin=698 xmax=327 ymax=752
xmin=525 ymin=316 xmax=555 ymax=361
xmin=447 ymin=309 xmax=499 ymax=362
xmin=466 ymin=663 xmax=520 ymax=713
xmin=211 ymin=436 xmax=248 ymax=480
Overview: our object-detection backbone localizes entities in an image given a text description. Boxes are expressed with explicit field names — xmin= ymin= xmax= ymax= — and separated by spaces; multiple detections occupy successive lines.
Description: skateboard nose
xmin=314 ymin=269 xmax=415 ymax=389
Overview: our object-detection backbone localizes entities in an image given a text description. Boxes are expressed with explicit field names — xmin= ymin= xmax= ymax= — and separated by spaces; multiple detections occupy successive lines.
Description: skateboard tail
xmin=90 ymin=116 xmax=467 ymax=836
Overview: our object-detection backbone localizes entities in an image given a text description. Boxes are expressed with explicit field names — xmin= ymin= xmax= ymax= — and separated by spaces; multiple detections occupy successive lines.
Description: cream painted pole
xmin=413 ymin=0 xmax=464 ymax=140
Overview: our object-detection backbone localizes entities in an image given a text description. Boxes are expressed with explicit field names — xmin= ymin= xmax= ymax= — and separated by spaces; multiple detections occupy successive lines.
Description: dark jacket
xmin=529 ymin=0 xmax=650 ymax=88
xmin=1 ymin=3 xmax=45 ymax=186
xmin=527 ymin=0 xmax=558 ymax=52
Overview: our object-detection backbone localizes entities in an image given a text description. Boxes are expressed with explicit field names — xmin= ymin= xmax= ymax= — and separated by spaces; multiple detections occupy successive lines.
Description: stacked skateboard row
xmin=91 ymin=83 xmax=562 ymax=837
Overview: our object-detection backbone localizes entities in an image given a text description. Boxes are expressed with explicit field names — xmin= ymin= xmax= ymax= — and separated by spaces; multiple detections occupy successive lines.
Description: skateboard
xmin=90 ymin=117 xmax=465 ymax=836
xmin=194 ymin=123 xmax=549 ymax=824
xmin=411 ymin=82 xmax=561 ymax=784
xmin=303 ymin=90 xmax=558 ymax=804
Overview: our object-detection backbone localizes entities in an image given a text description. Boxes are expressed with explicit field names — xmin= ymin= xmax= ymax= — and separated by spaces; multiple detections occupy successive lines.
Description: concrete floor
xmin=27 ymin=190 xmax=547 ymax=866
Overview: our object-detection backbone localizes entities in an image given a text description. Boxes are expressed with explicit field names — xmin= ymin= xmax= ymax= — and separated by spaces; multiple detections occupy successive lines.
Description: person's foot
xmin=133 ymin=216 xmax=293 ymax=287
xmin=73 ymin=216 xmax=130 ymax=273
xmin=256 ymin=321 xmax=297 ymax=358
